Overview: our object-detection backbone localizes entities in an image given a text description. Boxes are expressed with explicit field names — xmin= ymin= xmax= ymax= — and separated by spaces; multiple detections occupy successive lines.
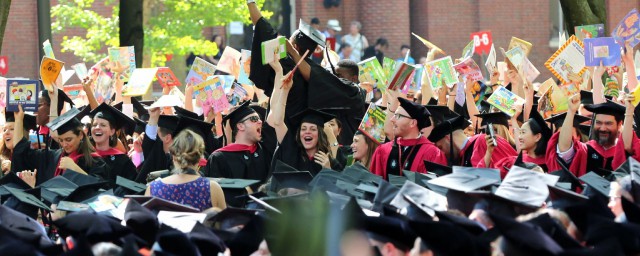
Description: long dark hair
xmin=70 ymin=125 xmax=97 ymax=167
xmin=526 ymin=120 xmax=550 ymax=157
xmin=354 ymin=132 xmax=378 ymax=168
xmin=295 ymin=123 xmax=332 ymax=159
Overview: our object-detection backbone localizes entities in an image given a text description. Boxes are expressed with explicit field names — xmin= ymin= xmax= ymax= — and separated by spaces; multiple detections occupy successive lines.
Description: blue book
xmin=584 ymin=37 xmax=621 ymax=67
xmin=6 ymin=79 xmax=39 ymax=112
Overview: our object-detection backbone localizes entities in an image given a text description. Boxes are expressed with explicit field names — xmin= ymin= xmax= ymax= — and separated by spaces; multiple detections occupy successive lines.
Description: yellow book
xmin=509 ymin=37 xmax=533 ymax=56
xmin=40 ymin=56 xmax=64 ymax=91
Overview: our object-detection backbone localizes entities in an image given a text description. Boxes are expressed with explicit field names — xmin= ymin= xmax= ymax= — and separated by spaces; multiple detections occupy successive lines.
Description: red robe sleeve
xmin=409 ymin=142 xmax=448 ymax=174
xmin=545 ymin=132 xmax=588 ymax=177
xmin=494 ymin=156 xmax=517 ymax=179
xmin=471 ymin=135 xmax=517 ymax=168
xmin=369 ymin=142 xmax=392 ymax=178
xmin=612 ymin=133 xmax=640 ymax=169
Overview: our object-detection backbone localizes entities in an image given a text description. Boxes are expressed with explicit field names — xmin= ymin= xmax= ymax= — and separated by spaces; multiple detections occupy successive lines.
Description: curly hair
xmin=169 ymin=130 xmax=205 ymax=173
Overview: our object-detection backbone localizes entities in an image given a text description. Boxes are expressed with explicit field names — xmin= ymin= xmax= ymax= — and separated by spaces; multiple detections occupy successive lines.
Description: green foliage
xmin=52 ymin=0 xmax=272 ymax=66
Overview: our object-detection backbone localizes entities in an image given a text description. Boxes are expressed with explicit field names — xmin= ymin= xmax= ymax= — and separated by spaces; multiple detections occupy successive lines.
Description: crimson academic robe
xmin=612 ymin=132 xmax=640 ymax=169
xmin=494 ymin=153 xmax=548 ymax=179
xmin=546 ymin=132 xmax=625 ymax=178
xmin=460 ymin=134 xmax=517 ymax=169
xmin=370 ymin=136 xmax=447 ymax=180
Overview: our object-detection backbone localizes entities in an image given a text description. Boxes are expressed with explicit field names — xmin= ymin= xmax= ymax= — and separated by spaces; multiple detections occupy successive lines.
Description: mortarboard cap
xmin=579 ymin=171 xmax=611 ymax=197
xmin=41 ymin=88 xmax=74 ymax=115
xmin=5 ymin=112 xmax=37 ymax=132
xmin=174 ymin=115 xmax=213 ymax=137
xmin=154 ymin=226 xmax=201 ymax=256
xmin=189 ymin=222 xmax=227 ymax=255
xmin=0 ymin=172 xmax=31 ymax=191
xmin=298 ymin=19 xmax=326 ymax=47
xmin=402 ymin=170 xmax=436 ymax=185
xmin=209 ymin=207 xmax=262 ymax=230
xmin=61 ymin=170 xmax=102 ymax=186
xmin=290 ymin=108 xmax=335 ymax=128
xmin=494 ymin=166 xmax=549 ymax=208
xmin=545 ymin=112 xmax=591 ymax=131
xmin=424 ymin=105 xmax=456 ymax=125
xmin=214 ymin=178 xmax=261 ymax=208
xmin=249 ymin=104 xmax=267 ymax=122
xmin=3 ymin=187 xmax=52 ymax=214
xmin=116 ymin=176 xmax=147 ymax=195
xmin=133 ymin=117 xmax=147 ymax=134
xmin=427 ymin=172 xmax=499 ymax=193
xmin=36 ymin=175 xmax=77 ymax=204
xmin=371 ymin=179 xmax=399 ymax=212
xmin=525 ymin=213 xmax=583 ymax=250
xmin=387 ymin=174 xmax=407 ymax=187
xmin=45 ymin=107 xmax=83 ymax=134
xmin=423 ymin=160 xmax=453 ymax=177
xmin=174 ymin=106 xmax=203 ymax=121
xmin=390 ymin=181 xmax=447 ymax=217
xmin=141 ymin=197 xmax=200 ymax=213
xmin=427 ymin=115 xmax=471 ymax=143
xmin=528 ymin=109 xmax=552 ymax=140
xmin=410 ymin=220 xmax=489 ymax=256
xmin=452 ymin=166 xmax=502 ymax=182
xmin=272 ymin=171 xmax=313 ymax=191
xmin=549 ymin=158 xmax=584 ymax=191
xmin=580 ymin=90 xmax=594 ymax=105
xmin=490 ymin=213 xmax=564 ymax=255
xmin=124 ymin=199 xmax=159 ymax=245
xmin=397 ymin=97 xmax=431 ymax=129
xmin=434 ymin=210 xmax=486 ymax=235
xmin=157 ymin=115 xmax=179 ymax=132
xmin=222 ymin=101 xmax=257 ymax=129
xmin=363 ymin=216 xmax=416 ymax=251
xmin=342 ymin=164 xmax=381 ymax=184
xmin=90 ymin=102 xmax=136 ymax=133
xmin=475 ymin=111 xmax=510 ymax=127
xmin=53 ymin=211 xmax=132 ymax=244
xmin=61 ymin=180 xmax=108 ymax=203
xmin=583 ymin=100 xmax=626 ymax=120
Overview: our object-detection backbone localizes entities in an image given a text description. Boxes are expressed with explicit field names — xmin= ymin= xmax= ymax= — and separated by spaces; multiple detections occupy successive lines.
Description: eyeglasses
xmin=240 ymin=116 xmax=261 ymax=123
xmin=393 ymin=113 xmax=412 ymax=120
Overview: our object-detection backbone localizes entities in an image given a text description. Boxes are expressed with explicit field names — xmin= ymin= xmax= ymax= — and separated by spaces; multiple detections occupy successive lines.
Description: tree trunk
xmin=559 ymin=0 xmax=607 ymax=35
xmin=0 ymin=0 xmax=11 ymax=54
xmin=119 ymin=0 xmax=144 ymax=68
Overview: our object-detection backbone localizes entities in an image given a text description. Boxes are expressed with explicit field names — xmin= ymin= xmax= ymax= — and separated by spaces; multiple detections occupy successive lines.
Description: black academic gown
xmin=134 ymin=133 xmax=172 ymax=183
xmin=99 ymin=152 xmax=138 ymax=189
xmin=10 ymin=138 xmax=107 ymax=186
xmin=272 ymin=132 xmax=343 ymax=176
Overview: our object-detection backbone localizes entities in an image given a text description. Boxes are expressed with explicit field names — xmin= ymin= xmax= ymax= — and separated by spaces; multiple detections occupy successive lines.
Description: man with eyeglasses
xmin=369 ymin=97 xmax=447 ymax=180
xmin=202 ymin=101 xmax=274 ymax=190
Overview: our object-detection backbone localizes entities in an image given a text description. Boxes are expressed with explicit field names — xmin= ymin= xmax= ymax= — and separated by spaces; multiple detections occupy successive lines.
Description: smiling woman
xmin=0 ymin=112 xmax=37 ymax=176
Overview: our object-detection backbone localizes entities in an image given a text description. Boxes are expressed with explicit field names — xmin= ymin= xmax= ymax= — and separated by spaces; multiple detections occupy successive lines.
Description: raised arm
xmin=592 ymin=63 xmax=606 ymax=104
xmin=623 ymin=94 xmax=635 ymax=152
xmin=265 ymin=57 xmax=291 ymax=143
xmin=623 ymin=43 xmax=638 ymax=91
xmin=184 ymin=82 xmax=194 ymax=112
xmin=82 ymin=74 xmax=100 ymax=110
xmin=558 ymin=94 xmax=580 ymax=152
xmin=464 ymin=79 xmax=480 ymax=127
xmin=511 ymin=104 xmax=523 ymax=153
xmin=523 ymin=79 xmax=534 ymax=121
xmin=286 ymin=41 xmax=311 ymax=81
xmin=247 ymin=0 xmax=262 ymax=26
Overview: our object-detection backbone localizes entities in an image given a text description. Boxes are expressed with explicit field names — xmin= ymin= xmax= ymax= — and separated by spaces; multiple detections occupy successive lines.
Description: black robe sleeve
xmin=135 ymin=134 xmax=171 ymax=183
xmin=103 ymin=154 xmax=138 ymax=189
xmin=11 ymin=138 xmax=61 ymax=186
xmin=76 ymin=156 xmax=108 ymax=182
xmin=249 ymin=17 xmax=279 ymax=97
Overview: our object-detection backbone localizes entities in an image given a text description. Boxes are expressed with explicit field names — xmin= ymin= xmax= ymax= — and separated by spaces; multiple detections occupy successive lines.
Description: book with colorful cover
xmin=508 ymin=37 xmax=532 ymax=56
xmin=485 ymin=43 xmax=496 ymax=73
xmin=6 ymin=79 xmax=38 ymax=112
xmin=217 ymin=46 xmax=242 ymax=79
xmin=387 ymin=62 xmax=416 ymax=91
xmin=230 ymin=82 xmax=248 ymax=106
xmin=502 ymin=46 xmax=526 ymax=71
xmin=193 ymin=76 xmax=231 ymax=116
xmin=485 ymin=86 xmax=525 ymax=117
xmin=461 ymin=40 xmax=475 ymax=59
xmin=575 ymin=24 xmax=605 ymax=41
xmin=90 ymin=57 xmax=114 ymax=104
xmin=584 ymin=37 xmax=621 ymax=67
xmin=545 ymin=35 xmax=586 ymax=84
xmin=63 ymin=84 xmax=88 ymax=106
xmin=261 ymin=36 xmax=287 ymax=65
xmin=401 ymin=70 xmax=416 ymax=94
xmin=409 ymin=64 xmax=424 ymax=91
xmin=521 ymin=56 xmax=540 ymax=82
xmin=71 ymin=63 xmax=88 ymax=80
xmin=238 ymin=49 xmax=254 ymax=85
xmin=382 ymin=57 xmax=396 ymax=82
xmin=108 ymin=46 xmax=136 ymax=82
xmin=122 ymin=68 xmax=158 ymax=97
xmin=358 ymin=103 xmax=386 ymax=144
xmin=185 ymin=57 xmax=216 ymax=86
xmin=537 ymin=78 xmax=580 ymax=118
xmin=40 ymin=56 xmax=64 ymax=91
xmin=425 ymin=56 xmax=457 ymax=89
xmin=631 ymin=84 xmax=640 ymax=106
xmin=453 ymin=57 xmax=483 ymax=81
xmin=156 ymin=67 xmax=180 ymax=87
xmin=612 ymin=9 xmax=640 ymax=48
xmin=358 ymin=57 xmax=386 ymax=90
xmin=605 ymin=78 xmax=620 ymax=99
xmin=43 ymin=40 xmax=74 ymax=85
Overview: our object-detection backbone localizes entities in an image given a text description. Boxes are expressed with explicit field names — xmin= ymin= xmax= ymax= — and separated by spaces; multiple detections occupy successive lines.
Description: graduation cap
xmin=424 ymin=105 xmax=455 ymax=125
xmin=493 ymin=166 xmax=549 ymax=209
xmin=290 ymin=108 xmax=336 ymax=128
xmin=123 ymin=198 xmax=159 ymax=246
xmin=45 ymin=107 xmax=83 ymax=134
xmin=427 ymin=115 xmax=471 ymax=143
xmin=397 ymin=97 xmax=431 ymax=129
xmin=545 ymin=112 xmax=591 ymax=132
xmin=434 ymin=210 xmax=486 ymax=235
xmin=41 ymin=88 xmax=74 ymax=115
xmin=154 ymin=226 xmax=201 ymax=256
xmin=409 ymin=220 xmax=490 ymax=256
xmin=141 ymin=197 xmax=200 ymax=213
xmin=215 ymin=178 xmax=261 ymax=208
xmin=490 ymin=213 xmax=564 ymax=255
xmin=133 ymin=117 xmax=147 ymax=134
xmin=579 ymin=171 xmax=611 ymax=197
xmin=189 ymin=222 xmax=227 ymax=255
xmin=548 ymin=158 xmax=584 ymax=191
xmin=209 ymin=207 xmax=262 ymax=230
xmin=222 ymin=101 xmax=257 ymax=129
xmin=174 ymin=115 xmax=213 ymax=137
xmin=157 ymin=115 xmax=179 ymax=133
xmin=390 ymin=181 xmax=447 ymax=217
xmin=90 ymin=102 xmax=136 ymax=134
xmin=5 ymin=111 xmax=37 ymax=132
xmin=582 ymin=214 xmax=640 ymax=254
xmin=53 ymin=211 xmax=132 ymax=244
xmin=363 ymin=216 xmax=416 ymax=251
xmin=427 ymin=172 xmax=499 ymax=193
xmin=35 ymin=175 xmax=78 ymax=204
xmin=297 ymin=19 xmax=326 ymax=47
xmin=272 ymin=171 xmax=313 ymax=191
xmin=452 ymin=166 xmax=502 ymax=182
xmin=528 ymin=109 xmax=552 ymax=140
xmin=583 ymin=100 xmax=626 ymax=120
xmin=3 ymin=187 xmax=52 ymax=215
xmin=475 ymin=111 xmax=510 ymax=127
xmin=525 ymin=213 xmax=583 ymax=250
xmin=174 ymin=106 xmax=203 ymax=121
xmin=61 ymin=180 xmax=108 ymax=203
xmin=116 ymin=176 xmax=146 ymax=195
xmin=387 ymin=174 xmax=407 ymax=187
xmin=249 ymin=103 xmax=267 ymax=122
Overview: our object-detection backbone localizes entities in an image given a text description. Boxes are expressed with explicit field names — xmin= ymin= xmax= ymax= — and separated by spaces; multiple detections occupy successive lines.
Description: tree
xmin=0 ymin=0 xmax=11 ymax=54
xmin=559 ymin=0 xmax=606 ymax=35
xmin=51 ymin=0 xmax=271 ymax=67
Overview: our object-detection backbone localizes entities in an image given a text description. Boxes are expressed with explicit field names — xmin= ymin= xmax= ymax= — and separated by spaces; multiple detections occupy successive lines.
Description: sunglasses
xmin=240 ymin=116 xmax=260 ymax=123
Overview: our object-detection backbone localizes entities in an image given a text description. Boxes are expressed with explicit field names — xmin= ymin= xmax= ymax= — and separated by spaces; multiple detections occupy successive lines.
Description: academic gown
xmin=134 ymin=133 xmax=172 ymax=183
xmin=369 ymin=136 xmax=447 ymax=180
xmin=546 ymin=132 xmax=626 ymax=178
xmin=272 ymin=131 xmax=343 ymax=176
xmin=612 ymin=132 xmax=640 ymax=169
xmin=10 ymin=138 xmax=107 ymax=186
xmin=494 ymin=153 xmax=548 ymax=179
xmin=97 ymin=148 xmax=137 ymax=189
xmin=458 ymin=134 xmax=517 ymax=169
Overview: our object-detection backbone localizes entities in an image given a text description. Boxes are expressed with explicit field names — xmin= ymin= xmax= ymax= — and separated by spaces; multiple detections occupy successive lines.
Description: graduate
xmin=369 ymin=97 xmax=447 ymax=179
xmin=10 ymin=105 xmax=107 ymax=186
xmin=202 ymin=101 xmax=274 ymax=185
xmin=548 ymin=95 xmax=627 ymax=177
xmin=0 ymin=111 xmax=37 ymax=175
xmin=618 ymin=94 xmax=640 ymax=167
xmin=35 ymin=88 xmax=74 ymax=149
xmin=134 ymin=108 xmax=177 ymax=183
xmin=88 ymin=103 xmax=138 ymax=189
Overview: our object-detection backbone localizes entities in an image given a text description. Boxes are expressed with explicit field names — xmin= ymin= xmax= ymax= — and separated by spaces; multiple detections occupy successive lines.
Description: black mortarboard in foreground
xmin=545 ymin=112 xmax=591 ymax=131
xmin=290 ymin=108 xmax=336 ymax=128
xmin=124 ymin=198 xmax=159 ymax=246
xmin=116 ymin=176 xmax=146 ymax=195
xmin=424 ymin=105 xmax=455 ymax=125
xmin=53 ymin=211 xmax=132 ymax=244
xmin=525 ymin=213 xmax=583 ymax=250
xmin=209 ymin=207 xmax=262 ymax=230
xmin=154 ymin=225 xmax=200 ymax=255
xmin=223 ymin=101 xmax=257 ymax=129
xmin=298 ymin=19 xmax=326 ymax=47
xmin=490 ymin=213 xmax=564 ymax=255
xmin=174 ymin=106 xmax=203 ymax=121
xmin=45 ymin=107 xmax=82 ymax=134
xmin=189 ymin=222 xmax=227 ymax=255
xmin=410 ymin=220 xmax=490 ymax=256
xmin=141 ymin=197 xmax=200 ymax=213
xmin=363 ymin=216 xmax=416 ymax=251
xmin=272 ymin=171 xmax=314 ymax=191
xmin=579 ymin=172 xmax=611 ymax=197
xmin=427 ymin=115 xmax=471 ymax=143
xmin=397 ymin=97 xmax=431 ymax=129
xmin=157 ymin=115 xmax=179 ymax=133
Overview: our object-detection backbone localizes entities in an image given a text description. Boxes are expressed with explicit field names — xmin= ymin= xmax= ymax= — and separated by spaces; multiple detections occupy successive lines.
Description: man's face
xmin=336 ymin=67 xmax=358 ymax=83
xmin=238 ymin=114 xmax=263 ymax=143
xmin=593 ymin=114 xmax=621 ymax=147
xmin=391 ymin=107 xmax=415 ymax=138
xmin=36 ymin=96 xmax=50 ymax=126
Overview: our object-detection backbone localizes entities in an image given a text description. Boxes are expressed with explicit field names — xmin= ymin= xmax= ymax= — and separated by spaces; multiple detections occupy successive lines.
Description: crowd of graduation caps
xmin=5 ymin=2 xmax=640 ymax=256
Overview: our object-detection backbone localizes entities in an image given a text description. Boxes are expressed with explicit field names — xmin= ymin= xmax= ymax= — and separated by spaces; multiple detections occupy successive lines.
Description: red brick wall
xmin=1 ymin=0 xmax=39 ymax=79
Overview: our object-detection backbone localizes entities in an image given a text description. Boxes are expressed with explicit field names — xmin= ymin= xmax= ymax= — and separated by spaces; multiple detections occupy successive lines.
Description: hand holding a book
xmin=568 ymin=94 xmax=580 ymax=114
xmin=359 ymin=82 xmax=373 ymax=93
xmin=622 ymin=43 xmax=634 ymax=65
xmin=489 ymin=69 xmax=500 ymax=85
xmin=625 ymin=93 xmax=635 ymax=112
xmin=593 ymin=61 xmax=606 ymax=79
xmin=109 ymin=61 xmax=129 ymax=76
xmin=268 ymin=52 xmax=283 ymax=74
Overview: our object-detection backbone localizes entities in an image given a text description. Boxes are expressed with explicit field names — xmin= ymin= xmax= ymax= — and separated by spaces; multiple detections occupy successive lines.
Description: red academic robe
xmin=612 ymin=132 xmax=640 ymax=169
xmin=370 ymin=136 xmax=447 ymax=179
xmin=471 ymin=134 xmax=518 ymax=169
xmin=546 ymin=132 xmax=624 ymax=177
xmin=494 ymin=153 xmax=547 ymax=179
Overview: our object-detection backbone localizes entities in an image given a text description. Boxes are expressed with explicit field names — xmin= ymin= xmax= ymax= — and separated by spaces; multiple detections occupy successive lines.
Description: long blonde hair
xmin=495 ymin=124 xmax=516 ymax=148
xmin=169 ymin=130 xmax=205 ymax=173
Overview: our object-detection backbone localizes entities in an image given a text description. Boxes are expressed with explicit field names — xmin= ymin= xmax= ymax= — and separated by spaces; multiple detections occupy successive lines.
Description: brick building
xmin=1 ymin=0 xmax=639 ymax=83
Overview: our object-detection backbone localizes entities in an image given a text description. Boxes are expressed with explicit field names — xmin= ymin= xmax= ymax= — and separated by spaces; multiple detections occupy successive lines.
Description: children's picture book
xmin=537 ymin=78 xmax=579 ymax=118
xmin=193 ymin=76 xmax=231 ymax=116
xmin=410 ymin=64 xmax=424 ymax=91
xmin=238 ymin=49 xmax=254 ymax=85
xmin=469 ymin=80 xmax=486 ymax=105
xmin=575 ymin=24 xmax=605 ymax=41
xmin=461 ymin=40 xmax=475 ymax=59
xmin=485 ymin=43 xmax=496 ymax=73
xmin=43 ymin=39 xmax=74 ymax=85
xmin=71 ymin=63 xmax=88 ymax=81
xmin=156 ymin=67 xmax=181 ymax=87
xmin=520 ymin=56 xmax=540 ymax=82
xmin=387 ymin=62 xmax=416 ymax=91
xmin=508 ymin=37 xmax=533 ymax=56
xmin=502 ymin=46 xmax=526 ymax=71
xmin=185 ymin=57 xmax=216 ymax=86
xmin=485 ymin=86 xmax=525 ymax=117
xmin=40 ymin=56 xmax=64 ymax=91
xmin=43 ymin=39 xmax=56 ymax=59
xmin=122 ymin=68 xmax=158 ymax=97
xmin=604 ymin=78 xmax=620 ymax=99
xmin=90 ymin=57 xmax=115 ymax=104
xmin=63 ymin=84 xmax=88 ymax=107
xmin=425 ymin=56 xmax=457 ymax=89
xmin=358 ymin=103 xmax=387 ymax=144
xmin=261 ymin=36 xmax=287 ymax=65
xmin=6 ymin=79 xmax=38 ymax=112
xmin=0 ymin=77 xmax=6 ymax=108
xmin=584 ymin=37 xmax=621 ymax=67
xmin=382 ymin=57 xmax=396 ymax=82
xmin=108 ymin=46 xmax=136 ymax=82
xmin=631 ymin=84 xmax=640 ymax=106
xmin=401 ymin=70 xmax=416 ymax=95
xmin=612 ymin=9 xmax=640 ymax=48
xmin=453 ymin=57 xmax=483 ymax=81
xmin=217 ymin=46 xmax=242 ymax=78
xmin=358 ymin=57 xmax=386 ymax=90
xmin=545 ymin=35 xmax=586 ymax=84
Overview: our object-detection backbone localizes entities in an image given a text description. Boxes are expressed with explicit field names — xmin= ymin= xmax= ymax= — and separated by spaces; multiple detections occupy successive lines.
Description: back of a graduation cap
xmin=427 ymin=115 xmax=471 ymax=143
xmin=272 ymin=171 xmax=314 ymax=192
xmin=297 ymin=19 xmax=326 ymax=47
xmin=490 ymin=213 xmax=564 ymax=255
xmin=290 ymin=108 xmax=336 ymax=128
xmin=209 ymin=207 xmax=262 ymax=230
xmin=494 ymin=166 xmax=550 ymax=209
xmin=475 ymin=111 xmax=510 ymax=127
xmin=545 ymin=112 xmax=591 ymax=131
xmin=409 ymin=219 xmax=490 ymax=256
xmin=397 ymin=97 xmax=431 ymax=129
xmin=45 ymin=107 xmax=83 ymax=134
xmin=223 ymin=100 xmax=257 ymax=130
xmin=363 ymin=215 xmax=416 ymax=252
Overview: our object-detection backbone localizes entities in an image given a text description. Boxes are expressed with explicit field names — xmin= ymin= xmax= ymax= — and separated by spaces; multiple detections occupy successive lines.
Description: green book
xmin=358 ymin=57 xmax=386 ymax=90
xmin=261 ymin=36 xmax=287 ymax=65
